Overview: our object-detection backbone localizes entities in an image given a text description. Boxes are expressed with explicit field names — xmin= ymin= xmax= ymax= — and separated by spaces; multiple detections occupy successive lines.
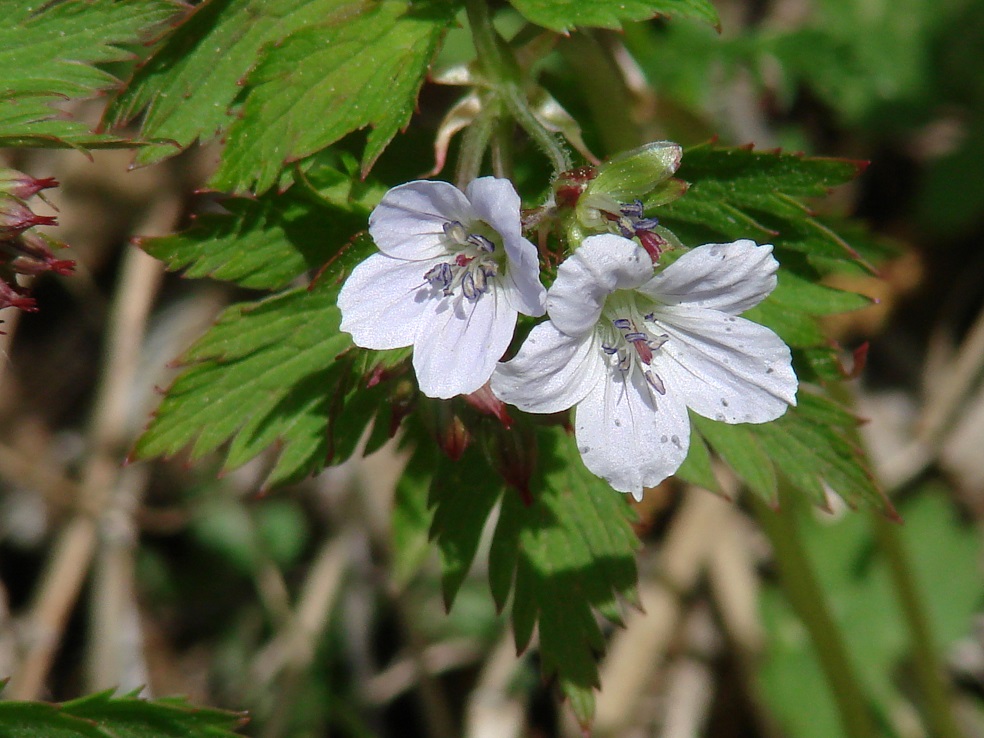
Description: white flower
xmin=491 ymin=234 xmax=798 ymax=500
xmin=338 ymin=178 xmax=546 ymax=399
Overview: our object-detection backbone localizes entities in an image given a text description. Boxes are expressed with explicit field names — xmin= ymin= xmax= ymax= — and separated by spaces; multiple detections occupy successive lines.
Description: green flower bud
xmin=583 ymin=140 xmax=682 ymax=203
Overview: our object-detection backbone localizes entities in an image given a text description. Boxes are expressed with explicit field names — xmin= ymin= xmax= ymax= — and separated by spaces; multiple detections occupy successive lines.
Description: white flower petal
xmin=466 ymin=177 xmax=546 ymax=317
xmin=368 ymin=180 xmax=473 ymax=261
xmin=412 ymin=289 xmax=516 ymax=399
xmin=465 ymin=177 xmax=523 ymax=242
xmin=575 ymin=368 xmax=691 ymax=500
xmin=651 ymin=304 xmax=797 ymax=423
xmin=338 ymin=253 xmax=435 ymax=350
xmin=547 ymin=234 xmax=653 ymax=337
xmin=491 ymin=322 xmax=604 ymax=413
xmin=640 ymin=240 xmax=778 ymax=314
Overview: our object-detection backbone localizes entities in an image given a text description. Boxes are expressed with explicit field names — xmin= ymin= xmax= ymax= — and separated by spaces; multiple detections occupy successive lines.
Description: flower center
xmin=579 ymin=195 xmax=667 ymax=263
xmin=423 ymin=220 xmax=502 ymax=302
xmin=600 ymin=293 xmax=669 ymax=396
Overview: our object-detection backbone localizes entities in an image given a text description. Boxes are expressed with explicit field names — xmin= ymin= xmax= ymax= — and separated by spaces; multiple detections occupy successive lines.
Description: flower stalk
xmin=749 ymin=491 xmax=878 ymax=738
xmin=871 ymin=513 xmax=965 ymax=738
xmin=464 ymin=0 xmax=571 ymax=174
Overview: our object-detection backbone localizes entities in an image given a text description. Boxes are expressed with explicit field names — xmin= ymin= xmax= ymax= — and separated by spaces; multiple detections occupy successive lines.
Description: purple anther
xmin=634 ymin=217 xmax=660 ymax=231
xmin=424 ymin=262 xmax=453 ymax=289
xmin=461 ymin=271 xmax=477 ymax=300
xmin=602 ymin=343 xmax=618 ymax=355
xmin=620 ymin=200 xmax=645 ymax=219
xmin=645 ymin=369 xmax=666 ymax=395
xmin=613 ymin=318 xmax=631 ymax=330
xmin=443 ymin=220 xmax=468 ymax=243
xmin=625 ymin=331 xmax=648 ymax=343
xmin=466 ymin=233 xmax=496 ymax=252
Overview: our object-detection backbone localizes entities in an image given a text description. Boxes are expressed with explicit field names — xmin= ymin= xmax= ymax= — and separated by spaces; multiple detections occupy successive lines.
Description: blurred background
xmin=1 ymin=0 xmax=983 ymax=735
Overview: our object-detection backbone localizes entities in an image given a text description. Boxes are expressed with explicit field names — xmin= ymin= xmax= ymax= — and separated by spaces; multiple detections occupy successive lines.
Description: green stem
xmin=455 ymin=99 xmax=496 ymax=189
xmin=871 ymin=514 xmax=965 ymax=738
xmin=490 ymin=116 xmax=514 ymax=180
xmin=464 ymin=0 xmax=570 ymax=175
xmin=558 ymin=31 xmax=641 ymax=155
xmin=749 ymin=493 xmax=878 ymax=738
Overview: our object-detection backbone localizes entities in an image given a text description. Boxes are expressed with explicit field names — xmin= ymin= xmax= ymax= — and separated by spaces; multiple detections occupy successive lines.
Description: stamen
xmin=466 ymin=233 xmax=495 ymax=252
xmin=645 ymin=369 xmax=666 ymax=395
xmin=443 ymin=220 xmax=468 ymax=244
xmin=620 ymin=200 xmax=645 ymax=219
xmin=461 ymin=272 xmax=478 ymax=301
xmin=424 ymin=262 xmax=452 ymax=289
xmin=613 ymin=318 xmax=631 ymax=330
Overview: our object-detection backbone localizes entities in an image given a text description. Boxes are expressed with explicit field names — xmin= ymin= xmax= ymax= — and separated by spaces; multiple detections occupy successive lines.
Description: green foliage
xmin=108 ymin=0 xmax=358 ymax=167
xmin=0 ymin=690 xmax=246 ymax=737
xmin=141 ymin=158 xmax=386 ymax=290
xmin=132 ymin=256 xmax=407 ymax=489
xmin=209 ymin=0 xmax=457 ymax=193
xmin=0 ymin=0 xmax=179 ymax=147
xmin=758 ymin=487 xmax=984 ymax=738
xmin=508 ymin=0 xmax=719 ymax=32
xmin=423 ymin=425 xmax=639 ymax=725
xmin=652 ymin=144 xmax=890 ymax=513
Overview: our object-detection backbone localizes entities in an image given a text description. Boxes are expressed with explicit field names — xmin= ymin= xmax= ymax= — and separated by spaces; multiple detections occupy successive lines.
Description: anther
xmin=466 ymin=233 xmax=495 ymax=252
xmin=424 ymin=262 xmax=452 ymax=289
xmin=645 ymin=370 xmax=667 ymax=395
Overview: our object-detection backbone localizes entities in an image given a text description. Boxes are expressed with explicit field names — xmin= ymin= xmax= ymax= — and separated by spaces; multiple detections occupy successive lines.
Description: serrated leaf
xmin=107 ymin=0 xmax=355 ymax=167
xmin=658 ymin=143 xmax=871 ymax=268
xmin=391 ymin=441 xmax=439 ymax=588
xmin=508 ymin=0 xmax=719 ymax=32
xmin=0 ymin=691 xmax=245 ymax=738
xmin=673 ymin=423 xmax=718 ymax=492
xmin=134 ymin=231 xmax=400 ymax=489
xmin=209 ymin=0 xmax=456 ymax=193
xmin=491 ymin=427 xmax=639 ymax=725
xmin=0 ymin=0 xmax=180 ymax=148
xmin=425 ymin=424 xmax=638 ymax=725
xmin=693 ymin=415 xmax=777 ymax=503
xmin=758 ymin=392 xmax=886 ymax=511
xmin=140 ymin=160 xmax=385 ymax=290
xmin=429 ymin=444 xmax=505 ymax=606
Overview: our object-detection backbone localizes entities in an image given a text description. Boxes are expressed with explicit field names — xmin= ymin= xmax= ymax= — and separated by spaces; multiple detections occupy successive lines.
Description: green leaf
xmin=491 ymin=427 xmax=639 ymax=725
xmin=209 ymin=0 xmax=456 ymax=193
xmin=693 ymin=415 xmax=777 ymax=503
xmin=0 ymin=0 xmax=179 ymax=148
xmin=425 ymin=424 xmax=639 ymax=725
xmin=391 ymin=441 xmax=440 ymax=589
xmin=659 ymin=143 xmax=873 ymax=268
xmin=757 ymin=392 xmax=886 ymax=511
xmin=508 ymin=0 xmax=719 ymax=33
xmin=758 ymin=487 xmax=983 ymax=738
xmin=0 ymin=691 xmax=245 ymax=738
xmin=134 ymin=233 xmax=402 ymax=488
xmin=429 ymin=444 xmax=505 ymax=607
xmin=107 ymin=0 xmax=355 ymax=167
xmin=140 ymin=159 xmax=385 ymax=290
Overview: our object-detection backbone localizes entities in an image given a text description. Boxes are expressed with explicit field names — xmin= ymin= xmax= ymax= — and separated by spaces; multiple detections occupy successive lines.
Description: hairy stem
xmin=465 ymin=0 xmax=570 ymax=175
xmin=871 ymin=513 xmax=965 ymax=738
xmin=749 ymin=493 xmax=878 ymax=738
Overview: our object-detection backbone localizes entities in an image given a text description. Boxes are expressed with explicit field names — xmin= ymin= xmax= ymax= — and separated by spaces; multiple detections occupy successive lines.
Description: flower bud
xmin=0 ymin=169 xmax=58 ymax=200
xmin=0 ymin=196 xmax=57 ymax=237
xmin=1 ymin=231 xmax=74 ymax=276
xmin=584 ymin=140 xmax=682 ymax=203
xmin=0 ymin=278 xmax=37 ymax=312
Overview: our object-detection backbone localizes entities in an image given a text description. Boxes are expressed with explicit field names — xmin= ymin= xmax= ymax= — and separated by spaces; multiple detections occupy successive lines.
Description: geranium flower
xmin=491 ymin=234 xmax=798 ymax=499
xmin=338 ymin=178 xmax=546 ymax=399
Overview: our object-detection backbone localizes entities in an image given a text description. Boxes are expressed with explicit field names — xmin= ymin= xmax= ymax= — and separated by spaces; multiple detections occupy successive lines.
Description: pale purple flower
xmin=491 ymin=234 xmax=797 ymax=499
xmin=338 ymin=178 xmax=545 ymax=399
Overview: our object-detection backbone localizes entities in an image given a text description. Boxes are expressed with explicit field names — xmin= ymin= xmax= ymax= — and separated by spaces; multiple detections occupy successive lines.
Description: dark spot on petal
xmin=660 ymin=435 xmax=668 ymax=443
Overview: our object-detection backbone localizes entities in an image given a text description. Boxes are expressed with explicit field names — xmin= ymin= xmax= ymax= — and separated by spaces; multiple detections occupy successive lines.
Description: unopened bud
xmin=0 ymin=169 xmax=58 ymax=200
xmin=1 ymin=231 xmax=74 ymax=276
xmin=0 ymin=196 xmax=57 ymax=237
xmin=0 ymin=278 xmax=37 ymax=312
xmin=585 ymin=141 xmax=682 ymax=202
